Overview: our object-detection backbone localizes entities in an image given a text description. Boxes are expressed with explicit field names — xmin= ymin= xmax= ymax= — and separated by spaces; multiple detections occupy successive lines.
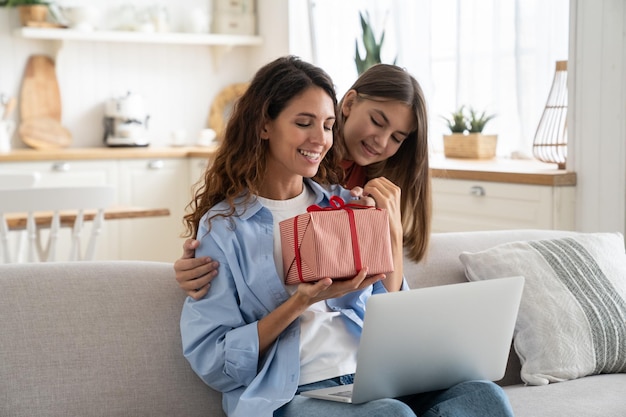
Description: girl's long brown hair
xmin=335 ymin=64 xmax=432 ymax=262
xmin=184 ymin=56 xmax=342 ymax=238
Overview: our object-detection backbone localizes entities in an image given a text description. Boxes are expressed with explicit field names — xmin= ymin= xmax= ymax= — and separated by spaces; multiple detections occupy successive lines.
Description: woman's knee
xmin=359 ymin=398 xmax=416 ymax=416
xmin=450 ymin=380 xmax=513 ymax=416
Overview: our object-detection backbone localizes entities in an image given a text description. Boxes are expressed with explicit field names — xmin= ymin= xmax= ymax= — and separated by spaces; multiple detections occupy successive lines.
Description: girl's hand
xmin=348 ymin=186 xmax=377 ymax=207
xmin=361 ymin=177 xmax=402 ymax=237
xmin=174 ymin=238 xmax=219 ymax=300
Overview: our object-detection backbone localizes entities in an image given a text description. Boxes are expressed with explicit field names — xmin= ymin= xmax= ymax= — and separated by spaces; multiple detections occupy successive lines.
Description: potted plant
xmin=1 ymin=0 xmax=50 ymax=27
xmin=441 ymin=106 xmax=497 ymax=159
xmin=354 ymin=11 xmax=396 ymax=75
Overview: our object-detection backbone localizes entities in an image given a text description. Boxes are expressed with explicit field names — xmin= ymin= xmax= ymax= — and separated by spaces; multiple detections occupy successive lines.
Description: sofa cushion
xmin=504 ymin=374 xmax=626 ymax=417
xmin=460 ymin=232 xmax=626 ymax=386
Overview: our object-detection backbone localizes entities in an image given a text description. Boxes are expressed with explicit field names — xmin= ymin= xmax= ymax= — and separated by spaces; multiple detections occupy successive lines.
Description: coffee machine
xmin=103 ymin=91 xmax=150 ymax=147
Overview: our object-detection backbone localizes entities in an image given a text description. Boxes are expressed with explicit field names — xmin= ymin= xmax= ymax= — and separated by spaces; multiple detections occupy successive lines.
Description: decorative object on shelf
xmin=187 ymin=7 xmax=210 ymax=34
xmin=442 ymin=106 xmax=497 ymax=159
xmin=213 ymin=0 xmax=256 ymax=36
xmin=58 ymin=5 xmax=100 ymax=32
xmin=533 ymin=60 xmax=568 ymax=169
xmin=354 ymin=10 xmax=395 ymax=75
xmin=208 ymin=82 xmax=249 ymax=141
xmin=1 ymin=0 xmax=50 ymax=27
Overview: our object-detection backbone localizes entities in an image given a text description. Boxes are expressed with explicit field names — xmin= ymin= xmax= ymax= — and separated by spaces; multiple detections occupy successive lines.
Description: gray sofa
xmin=1 ymin=229 xmax=624 ymax=417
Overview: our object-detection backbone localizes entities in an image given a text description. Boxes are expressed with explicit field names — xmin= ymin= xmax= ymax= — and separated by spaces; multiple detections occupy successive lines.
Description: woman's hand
xmin=295 ymin=268 xmax=385 ymax=306
xmin=257 ymin=268 xmax=384 ymax=356
xmin=174 ymin=238 xmax=219 ymax=300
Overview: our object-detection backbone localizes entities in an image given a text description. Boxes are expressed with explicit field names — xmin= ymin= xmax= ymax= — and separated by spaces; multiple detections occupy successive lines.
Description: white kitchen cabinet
xmin=116 ymin=158 xmax=190 ymax=262
xmin=188 ymin=156 xmax=210 ymax=192
xmin=431 ymin=178 xmax=576 ymax=232
xmin=1 ymin=159 xmax=119 ymax=188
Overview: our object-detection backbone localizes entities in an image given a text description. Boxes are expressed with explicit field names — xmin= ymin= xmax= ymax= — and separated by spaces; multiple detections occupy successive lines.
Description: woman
xmin=180 ymin=55 xmax=513 ymax=417
xmin=177 ymin=63 xmax=431 ymax=300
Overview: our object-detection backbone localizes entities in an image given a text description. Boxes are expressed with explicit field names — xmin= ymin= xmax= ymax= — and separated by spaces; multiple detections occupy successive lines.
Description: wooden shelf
xmin=14 ymin=27 xmax=263 ymax=46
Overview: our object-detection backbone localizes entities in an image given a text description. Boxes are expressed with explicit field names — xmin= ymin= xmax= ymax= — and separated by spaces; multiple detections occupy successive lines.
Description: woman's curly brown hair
xmin=184 ymin=56 xmax=343 ymax=238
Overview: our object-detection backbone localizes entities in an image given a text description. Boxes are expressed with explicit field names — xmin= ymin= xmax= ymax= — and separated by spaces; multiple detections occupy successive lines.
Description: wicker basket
xmin=443 ymin=133 xmax=497 ymax=159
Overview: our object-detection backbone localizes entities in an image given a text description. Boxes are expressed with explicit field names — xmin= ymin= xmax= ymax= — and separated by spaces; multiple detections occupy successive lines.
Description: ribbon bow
xmin=307 ymin=195 xmax=373 ymax=213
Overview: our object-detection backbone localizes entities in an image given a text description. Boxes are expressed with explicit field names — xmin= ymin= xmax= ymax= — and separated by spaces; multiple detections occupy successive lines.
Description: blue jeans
xmin=274 ymin=374 xmax=514 ymax=417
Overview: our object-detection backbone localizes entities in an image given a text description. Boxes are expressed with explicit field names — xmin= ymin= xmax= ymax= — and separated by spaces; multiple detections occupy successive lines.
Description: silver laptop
xmin=301 ymin=276 xmax=524 ymax=404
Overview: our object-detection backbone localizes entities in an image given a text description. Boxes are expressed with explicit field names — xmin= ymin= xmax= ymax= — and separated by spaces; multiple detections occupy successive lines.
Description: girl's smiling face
xmin=260 ymin=86 xmax=336 ymax=199
xmin=340 ymin=90 xmax=415 ymax=166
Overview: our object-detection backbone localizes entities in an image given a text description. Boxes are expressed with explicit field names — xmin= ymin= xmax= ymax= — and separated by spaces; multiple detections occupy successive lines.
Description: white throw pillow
xmin=459 ymin=232 xmax=626 ymax=386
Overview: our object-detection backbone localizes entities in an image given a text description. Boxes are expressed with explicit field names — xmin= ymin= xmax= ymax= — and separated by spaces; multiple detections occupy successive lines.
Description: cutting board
xmin=20 ymin=55 xmax=62 ymax=121
xmin=19 ymin=117 xmax=72 ymax=149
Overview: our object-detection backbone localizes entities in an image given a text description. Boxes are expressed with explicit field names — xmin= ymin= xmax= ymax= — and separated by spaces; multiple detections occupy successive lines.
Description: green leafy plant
xmin=442 ymin=106 xmax=496 ymax=134
xmin=354 ymin=11 xmax=396 ymax=75
xmin=442 ymin=106 xmax=468 ymax=133
xmin=467 ymin=107 xmax=496 ymax=133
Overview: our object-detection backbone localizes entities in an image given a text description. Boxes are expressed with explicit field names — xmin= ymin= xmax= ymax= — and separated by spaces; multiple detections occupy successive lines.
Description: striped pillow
xmin=459 ymin=232 xmax=626 ymax=386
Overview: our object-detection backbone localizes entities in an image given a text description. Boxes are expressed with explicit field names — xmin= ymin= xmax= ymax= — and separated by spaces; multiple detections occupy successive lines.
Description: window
xmin=289 ymin=0 xmax=569 ymax=157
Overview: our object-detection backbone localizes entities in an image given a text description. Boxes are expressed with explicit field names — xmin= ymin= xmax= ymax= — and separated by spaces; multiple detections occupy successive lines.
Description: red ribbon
xmin=293 ymin=196 xmax=375 ymax=283
xmin=306 ymin=195 xmax=369 ymax=213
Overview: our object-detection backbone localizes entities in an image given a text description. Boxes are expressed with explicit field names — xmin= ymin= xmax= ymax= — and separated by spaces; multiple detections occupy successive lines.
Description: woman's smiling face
xmin=261 ymin=86 xmax=336 ymax=198
xmin=340 ymin=90 xmax=415 ymax=166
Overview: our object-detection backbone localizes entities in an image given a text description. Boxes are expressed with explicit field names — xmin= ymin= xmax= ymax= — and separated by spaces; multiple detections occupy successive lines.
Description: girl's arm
xmin=358 ymin=177 xmax=404 ymax=292
xmin=174 ymin=238 xmax=219 ymax=299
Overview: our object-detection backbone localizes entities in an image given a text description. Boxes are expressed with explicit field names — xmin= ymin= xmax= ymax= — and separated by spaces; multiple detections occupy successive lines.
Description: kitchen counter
xmin=0 ymin=146 xmax=218 ymax=161
xmin=0 ymin=147 xmax=575 ymax=186
xmin=429 ymin=154 xmax=576 ymax=186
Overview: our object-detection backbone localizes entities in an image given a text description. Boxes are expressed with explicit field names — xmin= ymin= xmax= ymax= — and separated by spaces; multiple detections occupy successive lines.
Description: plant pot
xmin=443 ymin=133 xmax=497 ymax=159
xmin=18 ymin=5 xmax=48 ymax=26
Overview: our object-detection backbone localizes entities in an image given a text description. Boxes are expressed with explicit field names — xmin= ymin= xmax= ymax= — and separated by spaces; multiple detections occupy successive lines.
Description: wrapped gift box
xmin=279 ymin=196 xmax=394 ymax=285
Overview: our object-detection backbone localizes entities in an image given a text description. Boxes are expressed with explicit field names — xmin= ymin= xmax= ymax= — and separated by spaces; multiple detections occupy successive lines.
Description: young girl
xmin=176 ymin=63 xmax=431 ymax=300
xmin=180 ymin=55 xmax=513 ymax=417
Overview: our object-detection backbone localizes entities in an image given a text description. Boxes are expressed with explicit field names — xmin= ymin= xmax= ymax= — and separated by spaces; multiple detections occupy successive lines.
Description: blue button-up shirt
xmin=180 ymin=179 xmax=406 ymax=417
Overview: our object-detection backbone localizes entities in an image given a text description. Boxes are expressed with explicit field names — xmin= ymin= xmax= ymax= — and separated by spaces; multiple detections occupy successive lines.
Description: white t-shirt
xmin=257 ymin=186 xmax=359 ymax=385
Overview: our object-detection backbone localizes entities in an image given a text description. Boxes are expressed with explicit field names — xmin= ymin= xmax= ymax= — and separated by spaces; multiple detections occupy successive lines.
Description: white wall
xmin=2 ymin=0 xmax=624 ymax=235
xmin=569 ymin=0 xmax=626 ymax=235
xmin=0 ymin=0 xmax=289 ymax=149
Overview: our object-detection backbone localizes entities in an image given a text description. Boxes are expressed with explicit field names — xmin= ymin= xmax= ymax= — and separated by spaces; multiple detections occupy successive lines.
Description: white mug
xmin=197 ymin=128 xmax=217 ymax=146
xmin=0 ymin=120 xmax=15 ymax=153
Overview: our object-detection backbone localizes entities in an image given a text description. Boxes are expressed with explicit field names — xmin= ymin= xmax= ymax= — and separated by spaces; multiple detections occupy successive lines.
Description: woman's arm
xmin=181 ymin=221 xmax=386 ymax=392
